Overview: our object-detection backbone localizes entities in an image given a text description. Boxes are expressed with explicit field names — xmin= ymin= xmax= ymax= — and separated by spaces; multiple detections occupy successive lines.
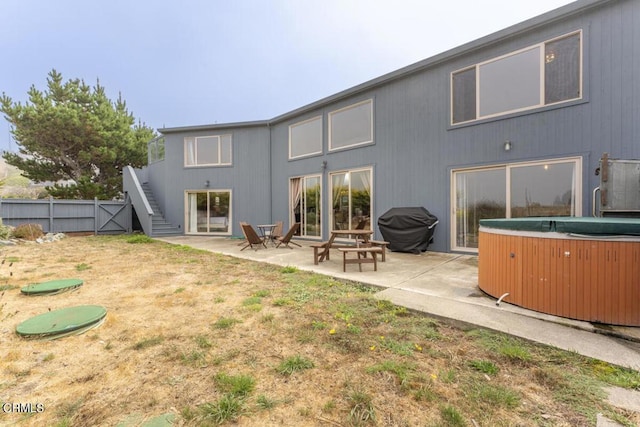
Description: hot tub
xmin=478 ymin=217 xmax=640 ymax=326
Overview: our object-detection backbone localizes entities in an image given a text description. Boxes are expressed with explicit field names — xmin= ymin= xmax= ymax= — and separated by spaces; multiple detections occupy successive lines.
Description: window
xmin=290 ymin=175 xmax=322 ymax=237
xmin=451 ymin=31 xmax=581 ymax=124
xmin=184 ymin=134 xmax=232 ymax=166
xmin=330 ymin=168 xmax=372 ymax=232
xmin=329 ymin=100 xmax=373 ymax=151
xmin=148 ymin=136 xmax=165 ymax=163
xmin=289 ymin=116 xmax=322 ymax=159
xmin=185 ymin=190 xmax=232 ymax=235
xmin=451 ymin=157 xmax=581 ymax=251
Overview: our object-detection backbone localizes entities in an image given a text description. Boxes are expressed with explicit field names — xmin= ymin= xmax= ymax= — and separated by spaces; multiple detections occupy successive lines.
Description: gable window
xmin=148 ymin=136 xmax=165 ymax=163
xmin=451 ymin=31 xmax=581 ymax=124
xmin=329 ymin=99 xmax=373 ymax=151
xmin=289 ymin=116 xmax=322 ymax=159
xmin=184 ymin=134 xmax=232 ymax=167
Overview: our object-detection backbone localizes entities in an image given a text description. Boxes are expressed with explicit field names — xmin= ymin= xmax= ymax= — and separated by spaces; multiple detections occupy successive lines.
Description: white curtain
xmin=290 ymin=178 xmax=302 ymax=226
xmin=186 ymin=138 xmax=196 ymax=166
xmin=188 ymin=193 xmax=198 ymax=233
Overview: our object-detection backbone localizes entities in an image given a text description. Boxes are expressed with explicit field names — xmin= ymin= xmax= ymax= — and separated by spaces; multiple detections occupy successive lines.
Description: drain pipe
xmin=496 ymin=293 xmax=510 ymax=306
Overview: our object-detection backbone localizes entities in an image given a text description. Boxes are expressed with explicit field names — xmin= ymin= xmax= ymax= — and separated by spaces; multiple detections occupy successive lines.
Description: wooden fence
xmin=0 ymin=196 xmax=132 ymax=235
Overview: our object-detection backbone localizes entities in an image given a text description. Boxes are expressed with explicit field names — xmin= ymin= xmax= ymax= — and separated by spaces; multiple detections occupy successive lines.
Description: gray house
xmin=125 ymin=0 xmax=640 ymax=254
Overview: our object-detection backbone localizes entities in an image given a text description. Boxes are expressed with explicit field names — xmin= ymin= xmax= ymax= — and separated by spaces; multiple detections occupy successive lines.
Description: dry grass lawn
xmin=1 ymin=235 xmax=639 ymax=427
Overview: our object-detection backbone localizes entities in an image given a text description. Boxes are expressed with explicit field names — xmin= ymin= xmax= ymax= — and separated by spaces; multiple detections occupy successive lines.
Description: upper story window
xmin=289 ymin=116 xmax=322 ymax=159
xmin=148 ymin=136 xmax=165 ymax=163
xmin=451 ymin=31 xmax=581 ymax=125
xmin=329 ymin=99 xmax=373 ymax=151
xmin=184 ymin=134 xmax=232 ymax=167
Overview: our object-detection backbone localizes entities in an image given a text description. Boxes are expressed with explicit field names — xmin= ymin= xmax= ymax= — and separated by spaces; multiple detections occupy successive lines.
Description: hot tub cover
xmin=377 ymin=207 xmax=438 ymax=253
xmin=480 ymin=216 xmax=640 ymax=236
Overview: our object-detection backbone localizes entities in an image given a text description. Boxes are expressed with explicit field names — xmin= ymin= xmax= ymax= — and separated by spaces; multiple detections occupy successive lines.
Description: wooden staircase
xmin=141 ymin=183 xmax=181 ymax=236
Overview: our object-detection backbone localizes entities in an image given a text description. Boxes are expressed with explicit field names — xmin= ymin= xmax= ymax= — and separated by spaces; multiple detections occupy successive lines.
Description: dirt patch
xmin=0 ymin=236 xmax=638 ymax=427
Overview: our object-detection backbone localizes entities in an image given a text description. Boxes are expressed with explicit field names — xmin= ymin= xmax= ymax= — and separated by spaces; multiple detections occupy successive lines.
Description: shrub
xmin=13 ymin=223 xmax=44 ymax=240
xmin=0 ymin=218 xmax=13 ymax=240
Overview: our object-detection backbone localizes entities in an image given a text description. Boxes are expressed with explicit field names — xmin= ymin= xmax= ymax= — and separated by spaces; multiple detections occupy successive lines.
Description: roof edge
xmin=159 ymin=119 xmax=269 ymax=134
xmin=159 ymin=0 xmax=611 ymax=132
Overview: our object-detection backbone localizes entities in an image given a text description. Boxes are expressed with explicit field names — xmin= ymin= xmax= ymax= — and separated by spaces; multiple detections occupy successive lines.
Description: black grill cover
xmin=377 ymin=207 xmax=438 ymax=254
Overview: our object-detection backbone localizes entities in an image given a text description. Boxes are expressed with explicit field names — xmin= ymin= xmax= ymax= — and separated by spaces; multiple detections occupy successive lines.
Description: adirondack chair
xmin=240 ymin=223 xmax=267 ymax=251
xmin=275 ymin=223 xmax=301 ymax=249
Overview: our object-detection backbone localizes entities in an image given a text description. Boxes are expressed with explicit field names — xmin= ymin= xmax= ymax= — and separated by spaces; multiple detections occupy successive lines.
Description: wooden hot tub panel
xmin=479 ymin=230 xmax=640 ymax=327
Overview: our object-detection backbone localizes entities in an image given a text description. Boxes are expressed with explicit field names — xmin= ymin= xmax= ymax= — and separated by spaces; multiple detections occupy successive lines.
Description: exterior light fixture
xmin=504 ymin=140 xmax=512 ymax=151
xmin=321 ymin=160 xmax=327 ymax=170
xmin=205 ymin=180 xmax=210 ymax=187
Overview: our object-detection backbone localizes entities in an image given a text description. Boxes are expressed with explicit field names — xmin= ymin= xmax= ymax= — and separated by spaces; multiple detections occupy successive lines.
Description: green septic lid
xmin=21 ymin=278 xmax=83 ymax=296
xmin=16 ymin=305 xmax=107 ymax=340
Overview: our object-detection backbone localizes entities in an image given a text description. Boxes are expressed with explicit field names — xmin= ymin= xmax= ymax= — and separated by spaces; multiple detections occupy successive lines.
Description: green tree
xmin=1 ymin=69 xmax=155 ymax=199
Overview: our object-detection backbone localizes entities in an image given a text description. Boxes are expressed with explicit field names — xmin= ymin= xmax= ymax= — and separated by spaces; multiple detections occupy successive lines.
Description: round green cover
xmin=21 ymin=278 xmax=83 ymax=295
xmin=16 ymin=305 xmax=107 ymax=338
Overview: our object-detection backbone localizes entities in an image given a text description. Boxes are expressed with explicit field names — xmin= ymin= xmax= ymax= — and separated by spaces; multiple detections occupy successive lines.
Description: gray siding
xmin=144 ymin=125 xmax=271 ymax=235
xmin=145 ymin=0 xmax=640 ymax=253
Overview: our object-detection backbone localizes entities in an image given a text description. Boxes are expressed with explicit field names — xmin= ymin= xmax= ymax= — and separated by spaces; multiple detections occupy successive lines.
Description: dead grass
xmin=0 ymin=235 xmax=638 ymax=427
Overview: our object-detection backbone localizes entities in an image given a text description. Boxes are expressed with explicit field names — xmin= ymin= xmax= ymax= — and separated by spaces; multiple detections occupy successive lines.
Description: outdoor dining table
xmin=317 ymin=229 xmax=373 ymax=263
xmin=257 ymin=224 xmax=277 ymax=245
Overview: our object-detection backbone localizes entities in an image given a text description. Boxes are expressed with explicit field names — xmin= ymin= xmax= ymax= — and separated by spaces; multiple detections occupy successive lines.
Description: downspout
xmin=268 ymin=122 xmax=273 ymax=223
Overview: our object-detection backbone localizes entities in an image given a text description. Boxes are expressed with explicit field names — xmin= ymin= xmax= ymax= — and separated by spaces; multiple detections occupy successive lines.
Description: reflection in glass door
xmin=455 ymin=168 xmax=506 ymax=248
xmin=452 ymin=158 xmax=581 ymax=251
xmin=186 ymin=190 xmax=231 ymax=234
xmin=330 ymin=168 xmax=372 ymax=231
xmin=290 ymin=175 xmax=321 ymax=237
xmin=510 ymin=162 xmax=576 ymax=217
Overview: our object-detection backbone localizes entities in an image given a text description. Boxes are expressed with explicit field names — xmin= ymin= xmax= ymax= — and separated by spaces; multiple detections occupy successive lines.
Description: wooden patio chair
xmin=237 ymin=221 xmax=248 ymax=246
xmin=240 ymin=223 xmax=267 ymax=251
xmin=275 ymin=223 xmax=301 ymax=249
xmin=271 ymin=221 xmax=284 ymax=240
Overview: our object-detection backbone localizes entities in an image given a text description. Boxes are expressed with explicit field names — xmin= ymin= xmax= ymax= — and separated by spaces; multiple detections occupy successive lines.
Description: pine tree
xmin=1 ymin=69 xmax=156 ymax=199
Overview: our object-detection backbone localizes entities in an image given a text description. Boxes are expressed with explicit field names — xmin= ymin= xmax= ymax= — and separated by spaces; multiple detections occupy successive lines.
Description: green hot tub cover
xmin=16 ymin=305 xmax=107 ymax=340
xmin=21 ymin=278 xmax=84 ymax=296
xmin=480 ymin=217 xmax=640 ymax=236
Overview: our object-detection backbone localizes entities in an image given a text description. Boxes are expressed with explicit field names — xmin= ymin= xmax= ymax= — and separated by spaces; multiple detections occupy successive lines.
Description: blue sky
xmin=1 ymin=0 xmax=575 ymax=152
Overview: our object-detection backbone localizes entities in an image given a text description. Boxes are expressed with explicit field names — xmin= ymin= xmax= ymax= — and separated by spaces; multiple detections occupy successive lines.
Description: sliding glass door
xmin=455 ymin=168 xmax=506 ymax=249
xmin=452 ymin=157 xmax=581 ymax=251
xmin=186 ymin=190 xmax=232 ymax=235
xmin=330 ymin=168 xmax=372 ymax=231
xmin=290 ymin=175 xmax=322 ymax=237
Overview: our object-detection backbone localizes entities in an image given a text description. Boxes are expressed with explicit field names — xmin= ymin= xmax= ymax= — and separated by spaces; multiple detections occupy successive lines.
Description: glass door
xmin=290 ymin=175 xmax=321 ymax=237
xmin=330 ymin=168 xmax=372 ymax=232
xmin=186 ymin=190 xmax=231 ymax=235
xmin=454 ymin=168 xmax=506 ymax=249
xmin=452 ymin=157 xmax=581 ymax=251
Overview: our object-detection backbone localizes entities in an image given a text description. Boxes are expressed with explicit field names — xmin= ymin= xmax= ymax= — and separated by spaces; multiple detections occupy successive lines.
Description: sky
xmin=0 ymin=0 xmax=576 ymax=152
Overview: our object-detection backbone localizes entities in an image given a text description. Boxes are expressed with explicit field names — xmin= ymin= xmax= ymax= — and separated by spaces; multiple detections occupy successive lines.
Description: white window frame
xmin=289 ymin=174 xmax=323 ymax=238
xmin=289 ymin=115 xmax=323 ymax=160
xmin=329 ymin=167 xmax=373 ymax=234
xmin=450 ymin=156 xmax=582 ymax=253
xmin=328 ymin=99 xmax=374 ymax=151
xmin=451 ymin=30 xmax=582 ymax=125
xmin=184 ymin=134 xmax=232 ymax=167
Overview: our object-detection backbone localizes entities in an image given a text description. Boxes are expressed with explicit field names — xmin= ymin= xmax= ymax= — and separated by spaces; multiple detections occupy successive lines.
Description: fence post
xmin=49 ymin=196 xmax=54 ymax=233
xmin=94 ymin=197 xmax=98 ymax=235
